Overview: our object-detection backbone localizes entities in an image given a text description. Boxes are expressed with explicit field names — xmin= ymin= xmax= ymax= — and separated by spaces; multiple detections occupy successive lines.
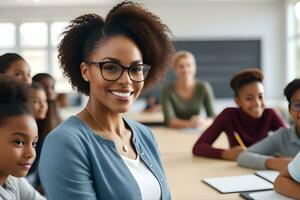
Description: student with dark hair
xmin=161 ymin=50 xmax=215 ymax=128
xmin=32 ymin=73 xmax=56 ymax=101
xmin=28 ymin=82 xmax=48 ymax=121
xmin=0 ymin=75 xmax=44 ymax=199
xmin=39 ymin=1 xmax=174 ymax=199
xmin=274 ymin=151 xmax=300 ymax=199
xmin=30 ymin=74 xmax=61 ymax=192
xmin=32 ymin=73 xmax=62 ymax=137
xmin=26 ymin=82 xmax=48 ymax=190
xmin=0 ymin=53 xmax=32 ymax=85
xmin=192 ymin=68 xmax=287 ymax=160
xmin=237 ymin=79 xmax=300 ymax=170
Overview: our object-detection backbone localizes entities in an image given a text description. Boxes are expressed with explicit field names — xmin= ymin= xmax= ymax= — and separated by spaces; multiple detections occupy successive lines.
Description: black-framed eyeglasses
xmin=86 ymin=61 xmax=151 ymax=82
xmin=290 ymin=100 xmax=300 ymax=112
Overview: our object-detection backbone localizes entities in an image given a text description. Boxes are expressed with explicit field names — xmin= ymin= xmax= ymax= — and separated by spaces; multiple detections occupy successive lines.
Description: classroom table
xmin=151 ymin=127 xmax=256 ymax=200
xmin=125 ymin=111 xmax=164 ymax=126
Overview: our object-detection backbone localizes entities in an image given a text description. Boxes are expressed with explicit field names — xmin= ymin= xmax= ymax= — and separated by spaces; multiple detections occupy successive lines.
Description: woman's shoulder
xmin=195 ymin=81 xmax=213 ymax=91
xmin=45 ymin=116 xmax=90 ymax=144
xmin=124 ymin=118 xmax=153 ymax=140
xmin=161 ymin=82 xmax=174 ymax=92
xmin=196 ymin=80 xmax=211 ymax=87
xmin=125 ymin=118 xmax=151 ymax=133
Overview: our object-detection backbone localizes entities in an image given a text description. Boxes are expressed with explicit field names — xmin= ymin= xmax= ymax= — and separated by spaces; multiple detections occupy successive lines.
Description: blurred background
xmin=0 ymin=0 xmax=299 ymax=116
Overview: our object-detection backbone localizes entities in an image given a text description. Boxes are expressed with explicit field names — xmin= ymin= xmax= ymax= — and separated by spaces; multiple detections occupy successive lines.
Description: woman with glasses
xmin=38 ymin=2 xmax=174 ymax=200
xmin=161 ymin=51 xmax=215 ymax=128
xmin=237 ymin=79 xmax=300 ymax=171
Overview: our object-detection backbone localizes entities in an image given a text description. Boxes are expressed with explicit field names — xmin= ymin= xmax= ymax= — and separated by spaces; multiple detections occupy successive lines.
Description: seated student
xmin=0 ymin=75 xmax=44 ymax=199
xmin=192 ymin=68 xmax=287 ymax=160
xmin=31 ymin=76 xmax=62 ymax=190
xmin=237 ymin=79 xmax=300 ymax=170
xmin=28 ymin=82 xmax=48 ymax=121
xmin=161 ymin=51 xmax=215 ymax=128
xmin=0 ymin=53 xmax=32 ymax=85
xmin=26 ymin=82 xmax=48 ymax=189
xmin=274 ymin=151 xmax=300 ymax=199
xmin=32 ymin=73 xmax=62 ymax=134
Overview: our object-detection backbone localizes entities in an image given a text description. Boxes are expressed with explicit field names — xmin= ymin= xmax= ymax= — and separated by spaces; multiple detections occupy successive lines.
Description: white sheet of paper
xmin=255 ymin=170 xmax=279 ymax=183
xmin=203 ymin=174 xmax=273 ymax=193
xmin=249 ymin=190 xmax=293 ymax=200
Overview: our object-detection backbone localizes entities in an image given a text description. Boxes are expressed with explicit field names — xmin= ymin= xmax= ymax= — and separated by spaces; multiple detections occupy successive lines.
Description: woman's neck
xmin=85 ymin=98 xmax=125 ymax=137
xmin=176 ymin=78 xmax=195 ymax=89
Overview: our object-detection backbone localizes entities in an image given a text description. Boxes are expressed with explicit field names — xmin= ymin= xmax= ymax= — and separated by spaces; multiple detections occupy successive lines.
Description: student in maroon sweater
xmin=192 ymin=68 xmax=287 ymax=160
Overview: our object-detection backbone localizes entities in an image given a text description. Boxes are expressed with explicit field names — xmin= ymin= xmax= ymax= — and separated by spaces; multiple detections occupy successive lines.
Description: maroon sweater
xmin=192 ymin=107 xmax=287 ymax=159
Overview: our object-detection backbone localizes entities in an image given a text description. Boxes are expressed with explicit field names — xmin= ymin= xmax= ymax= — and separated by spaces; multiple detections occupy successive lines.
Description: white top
xmin=0 ymin=176 xmax=45 ymax=200
xmin=121 ymin=155 xmax=161 ymax=200
xmin=288 ymin=151 xmax=300 ymax=183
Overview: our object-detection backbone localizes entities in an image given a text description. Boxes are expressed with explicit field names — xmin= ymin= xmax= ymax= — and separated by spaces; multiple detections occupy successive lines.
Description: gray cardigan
xmin=39 ymin=116 xmax=170 ymax=200
xmin=237 ymin=126 xmax=300 ymax=169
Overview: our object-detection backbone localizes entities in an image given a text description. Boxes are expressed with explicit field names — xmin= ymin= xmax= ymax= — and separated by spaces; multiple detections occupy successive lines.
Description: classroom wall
xmin=0 ymin=0 xmax=289 ymax=99
xmin=151 ymin=0 xmax=287 ymax=100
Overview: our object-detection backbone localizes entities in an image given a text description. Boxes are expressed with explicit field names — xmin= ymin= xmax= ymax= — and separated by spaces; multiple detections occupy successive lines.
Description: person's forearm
xmin=169 ymin=118 xmax=193 ymax=128
xmin=265 ymin=158 xmax=291 ymax=171
xmin=192 ymin=142 xmax=224 ymax=158
xmin=237 ymin=151 xmax=270 ymax=169
xmin=274 ymin=176 xmax=300 ymax=199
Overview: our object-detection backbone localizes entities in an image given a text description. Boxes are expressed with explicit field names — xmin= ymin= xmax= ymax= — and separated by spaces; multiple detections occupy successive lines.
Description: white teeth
xmin=111 ymin=91 xmax=131 ymax=97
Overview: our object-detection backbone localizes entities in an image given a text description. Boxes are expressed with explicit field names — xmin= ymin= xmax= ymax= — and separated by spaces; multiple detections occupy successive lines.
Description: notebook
xmin=255 ymin=170 xmax=279 ymax=183
xmin=240 ymin=190 xmax=293 ymax=200
xmin=202 ymin=174 xmax=273 ymax=193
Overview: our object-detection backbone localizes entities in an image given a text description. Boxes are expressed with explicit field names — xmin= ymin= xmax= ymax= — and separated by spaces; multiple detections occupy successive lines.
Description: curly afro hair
xmin=230 ymin=68 xmax=264 ymax=97
xmin=0 ymin=74 xmax=32 ymax=124
xmin=58 ymin=1 xmax=174 ymax=95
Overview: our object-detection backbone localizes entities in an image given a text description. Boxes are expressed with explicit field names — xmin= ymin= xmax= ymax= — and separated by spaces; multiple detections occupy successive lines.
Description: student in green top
xmin=161 ymin=51 xmax=215 ymax=129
